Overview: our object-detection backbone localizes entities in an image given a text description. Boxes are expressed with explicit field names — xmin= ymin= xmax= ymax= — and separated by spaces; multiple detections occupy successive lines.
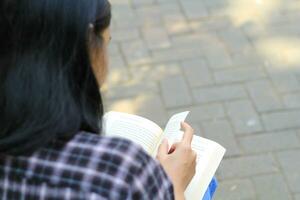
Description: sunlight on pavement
xmin=226 ymin=0 xmax=280 ymax=26
xmin=256 ymin=37 xmax=300 ymax=68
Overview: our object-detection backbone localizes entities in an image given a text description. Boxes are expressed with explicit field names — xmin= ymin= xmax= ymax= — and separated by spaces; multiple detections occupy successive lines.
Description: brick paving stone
xmin=239 ymin=130 xmax=300 ymax=153
xmin=262 ymin=110 xmax=300 ymax=131
xmin=193 ymin=85 xmax=247 ymax=103
xmin=247 ymin=80 xmax=283 ymax=112
xmin=265 ymin=64 xmax=300 ymax=93
xmin=156 ymin=0 xmax=175 ymax=3
xmin=107 ymin=55 xmax=130 ymax=85
xmin=276 ymin=150 xmax=300 ymax=193
xmin=151 ymin=48 xmax=179 ymax=63
xmin=163 ymin=13 xmax=191 ymax=35
xmin=214 ymin=66 xmax=266 ymax=84
xmin=160 ymin=75 xmax=192 ymax=108
xmin=111 ymin=3 xmax=132 ymax=14
xmin=168 ymin=103 xmax=225 ymax=122
xmin=285 ymin=172 xmax=300 ymax=194
xmin=214 ymin=179 xmax=256 ymax=200
xmin=253 ymin=174 xmax=292 ymax=200
xmin=103 ymin=81 xmax=159 ymax=100
xmin=208 ymin=5 xmax=231 ymax=17
xmin=112 ymin=6 xmax=140 ymax=29
xmin=182 ymin=59 xmax=214 ymax=87
xmin=218 ymin=154 xmax=279 ymax=179
xmin=151 ymin=46 xmax=202 ymax=63
xmin=142 ymin=27 xmax=171 ymax=50
xmin=283 ymin=93 xmax=300 ymax=108
xmin=270 ymin=73 xmax=300 ymax=93
xmin=108 ymin=42 xmax=120 ymax=56
xmin=189 ymin=17 xmax=230 ymax=32
xmin=113 ymin=16 xmax=138 ymax=29
xmin=121 ymin=39 xmax=151 ymax=66
xmin=135 ymin=4 xmax=161 ymax=15
xmin=179 ymin=0 xmax=208 ymax=20
xmin=267 ymin=17 xmax=300 ymax=34
xmin=205 ymin=47 xmax=233 ymax=69
xmin=195 ymin=32 xmax=221 ymax=47
xmin=132 ymin=0 xmax=155 ymax=7
xmin=171 ymin=32 xmax=212 ymax=48
xmin=201 ymin=120 xmax=241 ymax=156
xmin=226 ymin=100 xmax=263 ymax=134
xmin=295 ymin=194 xmax=300 ymax=200
xmin=230 ymin=51 xmax=264 ymax=66
xmin=158 ymin=1 xmax=181 ymax=14
xmin=130 ymin=62 xmax=181 ymax=83
xmin=111 ymin=28 xmax=140 ymax=41
xmin=105 ymin=93 xmax=168 ymax=125
xmin=242 ymin=23 xmax=266 ymax=41
xmin=218 ymin=28 xmax=252 ymax=53
xmin=202 ymin=0 xmax=227 ymax=9
xmin=135 ymin=5 xmax=162 ymax=26
xmin=109 ymin=0 xmax=128 ymax=5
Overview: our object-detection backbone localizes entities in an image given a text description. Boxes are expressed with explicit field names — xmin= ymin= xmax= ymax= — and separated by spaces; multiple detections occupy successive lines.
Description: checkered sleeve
xmin=130 ymin=146 xmax=175 ymax=200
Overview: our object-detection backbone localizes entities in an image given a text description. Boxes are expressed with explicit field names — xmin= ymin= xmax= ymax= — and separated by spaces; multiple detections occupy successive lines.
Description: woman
xmin=0 ymin=0 xmax=196 ymax=199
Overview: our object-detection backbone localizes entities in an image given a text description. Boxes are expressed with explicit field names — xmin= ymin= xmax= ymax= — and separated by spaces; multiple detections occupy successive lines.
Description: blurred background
xmin=102 ymin=0 xmax=300 ymax=199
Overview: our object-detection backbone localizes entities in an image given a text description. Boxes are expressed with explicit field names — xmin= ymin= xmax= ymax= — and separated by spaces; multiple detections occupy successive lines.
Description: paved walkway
xmin=103 ymin=0 xmax=300 ymax=199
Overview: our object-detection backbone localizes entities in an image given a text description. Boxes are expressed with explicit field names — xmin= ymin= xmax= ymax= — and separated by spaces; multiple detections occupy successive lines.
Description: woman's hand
xmin=156 ymin=122 xmax=197 ymax=200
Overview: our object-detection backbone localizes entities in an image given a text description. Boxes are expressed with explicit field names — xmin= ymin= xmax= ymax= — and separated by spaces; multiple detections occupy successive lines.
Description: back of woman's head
xmin=0 ymin=0 xmax=111 ymax=155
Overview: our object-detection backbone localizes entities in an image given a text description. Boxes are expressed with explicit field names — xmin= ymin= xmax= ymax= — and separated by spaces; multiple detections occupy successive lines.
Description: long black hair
xmin=0 ymin=0 xmax=111 ymax=155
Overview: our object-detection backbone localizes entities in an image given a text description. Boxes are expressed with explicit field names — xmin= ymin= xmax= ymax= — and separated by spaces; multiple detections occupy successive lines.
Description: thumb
xmin=157 ymin=138 xmax=169 ymax=158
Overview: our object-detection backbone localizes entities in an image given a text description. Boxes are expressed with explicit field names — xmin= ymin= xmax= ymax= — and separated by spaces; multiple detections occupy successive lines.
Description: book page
xmin=162 ymin=111 xmax=190 ymax=148
xmin=185 ymin=136 xmax=225 ymax=200
xmin=102 ymin=112 xmax=163 ymax=155
xmin=151 ymin=111 xmax=189 ymax=156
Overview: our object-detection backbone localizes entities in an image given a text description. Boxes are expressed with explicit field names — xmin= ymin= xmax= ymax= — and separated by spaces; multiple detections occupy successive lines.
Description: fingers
xmin=168 ymin=142 xmax=180 ymax=154
xmin=180 ymin=122 xmax=194 ymax=146
xmin=157 ymin=138 xmax=169 ymax=159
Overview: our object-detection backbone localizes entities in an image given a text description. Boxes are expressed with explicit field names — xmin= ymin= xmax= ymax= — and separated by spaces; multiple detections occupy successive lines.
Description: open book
xmin=102 ymin=111 xmax=226 ymax=200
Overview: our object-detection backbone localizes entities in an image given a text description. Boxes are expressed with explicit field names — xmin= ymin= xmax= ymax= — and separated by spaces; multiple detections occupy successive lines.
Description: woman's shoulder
xmin=59 ymin=131 xmax=154 ymax=173
xmin=69 ymin=131 xmax=146 ymax=159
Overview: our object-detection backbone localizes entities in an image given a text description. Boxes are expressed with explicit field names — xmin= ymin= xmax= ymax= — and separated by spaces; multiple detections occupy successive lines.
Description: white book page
xmin=163 ymin=111 xmax=190 ymax=148
xmin=102 ymin=111 xmax=163 ymax=155
xmin=185 ymin=136 xmax=225 ymax=200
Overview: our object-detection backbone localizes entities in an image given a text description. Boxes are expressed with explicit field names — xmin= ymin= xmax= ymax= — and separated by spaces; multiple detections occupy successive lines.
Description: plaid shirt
xmin=0 ymin=132 xmax=174 ymax=200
